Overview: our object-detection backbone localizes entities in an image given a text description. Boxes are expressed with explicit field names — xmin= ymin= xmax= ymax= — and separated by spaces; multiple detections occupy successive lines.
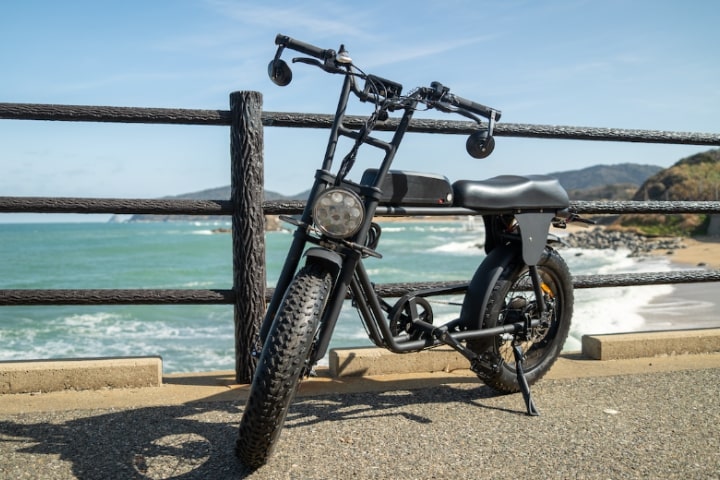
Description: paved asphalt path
xmin=1 ymin=368 xmax=718 ymax=479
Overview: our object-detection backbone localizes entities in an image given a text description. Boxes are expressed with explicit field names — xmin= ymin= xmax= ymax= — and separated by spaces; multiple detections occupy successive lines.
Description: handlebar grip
xmin=451 ymin=94 xmax=501 ymax=121
xmin=275 ymin=34 xmax=334 ymax=60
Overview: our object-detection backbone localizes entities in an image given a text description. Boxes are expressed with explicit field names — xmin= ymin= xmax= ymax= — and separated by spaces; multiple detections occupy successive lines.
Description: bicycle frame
xmin=237 ymin=40 xmax=579 ymax=467
xmin=258 ymin=70 xmax=545 ymax=369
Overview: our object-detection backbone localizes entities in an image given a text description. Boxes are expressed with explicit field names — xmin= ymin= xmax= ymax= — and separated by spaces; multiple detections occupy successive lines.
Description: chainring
xmin=389 ymin=296 xmax=434 ymax=340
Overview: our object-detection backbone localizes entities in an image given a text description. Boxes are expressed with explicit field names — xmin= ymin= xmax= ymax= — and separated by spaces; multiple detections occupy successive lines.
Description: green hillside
xmin=617 ymin=148 xmax=720 ymax=236
xmin=633 ymin=149 xmax=720 ymax=201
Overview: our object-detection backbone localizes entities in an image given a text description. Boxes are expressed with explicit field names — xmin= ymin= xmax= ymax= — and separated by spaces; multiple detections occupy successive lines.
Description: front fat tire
xmin=236 ymin=264 xmax=332 ymax=470
xmin=470 ymin=247 xmax=573 ymax=394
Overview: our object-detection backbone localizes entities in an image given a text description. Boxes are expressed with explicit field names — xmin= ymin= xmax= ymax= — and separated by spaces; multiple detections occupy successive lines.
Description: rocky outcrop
xmin=559 ymin=227 xmax=684 ymax=257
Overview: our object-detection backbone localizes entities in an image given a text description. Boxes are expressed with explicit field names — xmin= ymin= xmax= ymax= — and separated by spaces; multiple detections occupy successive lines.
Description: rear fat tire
xmin=469 ymin=247 xmax=573 ymax=393
xmin=236 ymin=264 xmax=332 ymax=469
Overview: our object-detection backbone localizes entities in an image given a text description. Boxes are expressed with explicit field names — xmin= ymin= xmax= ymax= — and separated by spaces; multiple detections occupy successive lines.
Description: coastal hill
xmin=122 ymin=162 xmax=664 ymax=223
xmin=633 ymin=148 xmax=720 ymax=202
xmin=547 ymin=163 xmax=662 ymax=201
xmin=170 ymin=163 xmax=665 ymax=203
xmin=548 ymin=163 xmax=662 ymax=190
xmin=119 ymin=186 xmax=304 ymax=223
xmin=157 ymin=185 xmax=302 ymax=202
xmin=616 ymin=148 xmax=720 ymax=236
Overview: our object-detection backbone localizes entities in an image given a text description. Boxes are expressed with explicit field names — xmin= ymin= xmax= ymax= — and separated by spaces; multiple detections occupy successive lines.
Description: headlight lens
xmin=312 ymin=188 xmax=365 ymax=239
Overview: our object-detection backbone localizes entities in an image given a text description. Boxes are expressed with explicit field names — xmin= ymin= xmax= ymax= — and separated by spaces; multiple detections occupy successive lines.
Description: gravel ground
xmin=1 ymin=368 xmax=718 ymax=479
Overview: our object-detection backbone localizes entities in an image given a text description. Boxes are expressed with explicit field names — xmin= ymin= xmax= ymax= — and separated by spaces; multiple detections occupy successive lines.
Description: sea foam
xmin=0 ymin=221 xmax=700 ymax=373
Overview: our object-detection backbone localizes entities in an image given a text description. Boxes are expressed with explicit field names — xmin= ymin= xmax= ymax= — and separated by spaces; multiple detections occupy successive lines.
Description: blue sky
xmin=1 ymin=0 xmax=719 ymax=221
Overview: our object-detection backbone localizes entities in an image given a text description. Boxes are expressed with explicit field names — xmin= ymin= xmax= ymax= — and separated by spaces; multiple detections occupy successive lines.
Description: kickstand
xmin=512 ymin=343 xmax=539 ymax=416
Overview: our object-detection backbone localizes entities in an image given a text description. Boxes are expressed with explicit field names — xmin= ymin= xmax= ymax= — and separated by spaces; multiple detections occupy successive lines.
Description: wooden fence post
xmin=230 ymin=91 xmax=266 ymax=384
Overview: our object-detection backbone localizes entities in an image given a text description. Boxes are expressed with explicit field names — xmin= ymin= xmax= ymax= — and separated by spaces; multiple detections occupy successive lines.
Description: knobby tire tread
xmin=236 ymin=264 xmax=332 ymax=469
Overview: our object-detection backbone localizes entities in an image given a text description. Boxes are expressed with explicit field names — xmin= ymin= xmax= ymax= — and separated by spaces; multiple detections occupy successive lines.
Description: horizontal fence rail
xmin=2 ymin=97 xmax=719 ymax=382
xmin=569 ymin=200 xmax=720 ymax=215
xmin=3 ymin=102 xmax=720 ymax=145
xmin=270 ymin=200 xmax=720 ymax=215
xmin=0 ymin=103 xmax=232 ymax=125
xmin=367 ymin=270 xmax=720 ymax=297
xmin=2 ymin=198 xmax=720 ymax=216
xmin=0 ymin=197 xmax=233 ymax=215
xmin=0 ymin=289 xmax=235 ymax=305
xmin=3 ymin=269 xmax=720 ymax=306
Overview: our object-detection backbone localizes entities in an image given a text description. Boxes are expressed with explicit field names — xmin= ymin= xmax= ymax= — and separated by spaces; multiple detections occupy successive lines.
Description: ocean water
xmin=0 ymin=220 xmax=689 ymax=372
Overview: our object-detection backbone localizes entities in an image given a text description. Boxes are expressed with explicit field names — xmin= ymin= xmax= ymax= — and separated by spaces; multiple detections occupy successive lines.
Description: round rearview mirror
xmin=466 ymin=130 xmax=495 ymax=159
xmin=268 ymin=59 xmax=292 ymax=86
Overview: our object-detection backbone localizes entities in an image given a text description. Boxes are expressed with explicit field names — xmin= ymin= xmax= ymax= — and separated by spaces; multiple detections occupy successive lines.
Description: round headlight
xmin=312 ymin=188 xmax=365 ymax=239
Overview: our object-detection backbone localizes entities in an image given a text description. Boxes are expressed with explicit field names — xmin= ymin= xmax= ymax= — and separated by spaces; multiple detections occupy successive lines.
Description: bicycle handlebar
xmin=273 ymin=34 xmax=501 ymax=122
xmin=449 ymin=93 xmax=501 ymax=121
xmin=275 ymin=34 xmax=336 ymax=61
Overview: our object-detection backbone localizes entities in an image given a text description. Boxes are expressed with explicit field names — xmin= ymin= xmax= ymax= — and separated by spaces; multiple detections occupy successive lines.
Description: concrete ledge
xmin=331 ymin=329 xmax=720 ymax=377
xmin=582 ymin=328 xmax=720 ymax=360
xmin=0 ymin=356 xmax=163 ymax=394
xmin=330 ymin=346 xmax=467 ymax=377
xmin=3 ymin=329 xmax=718 ymax=393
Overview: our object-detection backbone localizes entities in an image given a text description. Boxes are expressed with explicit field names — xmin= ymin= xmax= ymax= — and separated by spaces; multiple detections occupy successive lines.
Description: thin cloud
xmin=362 ymin=34 xmax=498 ymax=69
xmin=205 ymin=0 xmax=373 ymax=39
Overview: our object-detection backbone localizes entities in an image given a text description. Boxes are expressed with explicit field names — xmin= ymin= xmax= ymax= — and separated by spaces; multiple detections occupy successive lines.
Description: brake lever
xmin=452 ymin=107 xmax=482 ymax=123
xmin=433 ymin=101 xmax=483 ymax=123
xmin=292 ymin=57 xmax=347 ymax=75
xmin=292 ymin=57 xmax=323 ymax=67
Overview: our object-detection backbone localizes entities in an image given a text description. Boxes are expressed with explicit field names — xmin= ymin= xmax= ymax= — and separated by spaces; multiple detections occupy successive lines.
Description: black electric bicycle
xmin=237 ymin=34 xmax=586 ymax=469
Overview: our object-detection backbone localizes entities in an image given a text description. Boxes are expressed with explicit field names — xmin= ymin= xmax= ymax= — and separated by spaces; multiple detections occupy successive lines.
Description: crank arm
xmin=438 ymin=328 xmax=502 ymax=375
xmin=410 ymin=320 xmax=501 ymax=375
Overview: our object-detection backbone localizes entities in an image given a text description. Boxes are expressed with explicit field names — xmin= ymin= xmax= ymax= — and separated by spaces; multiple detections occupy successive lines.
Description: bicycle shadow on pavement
xmin=0 ymin=377 xmax=526 ymax=479
xmin=0 ymin=401 xmax=246 ymax=479
xmin=287 ymin=380 xmax=526 ymax=430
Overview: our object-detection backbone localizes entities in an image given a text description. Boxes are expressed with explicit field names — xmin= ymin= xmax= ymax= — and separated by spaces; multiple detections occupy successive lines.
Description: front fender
xmin=303 ymin=247 xmax=343 ymax=279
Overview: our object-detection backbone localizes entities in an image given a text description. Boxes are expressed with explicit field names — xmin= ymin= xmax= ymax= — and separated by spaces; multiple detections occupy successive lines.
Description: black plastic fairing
xmin=361 ymin=169 xmax=453 ymax=207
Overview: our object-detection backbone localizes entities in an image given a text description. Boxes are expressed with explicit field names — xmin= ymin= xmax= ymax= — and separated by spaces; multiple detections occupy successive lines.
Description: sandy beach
xmin=641 ymin=235 xmax=720 ymax=330
xmin=650 ymin=235 xmax=720 ymax=269
xmin=558 ymin=223 xmax=720 ymax=330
